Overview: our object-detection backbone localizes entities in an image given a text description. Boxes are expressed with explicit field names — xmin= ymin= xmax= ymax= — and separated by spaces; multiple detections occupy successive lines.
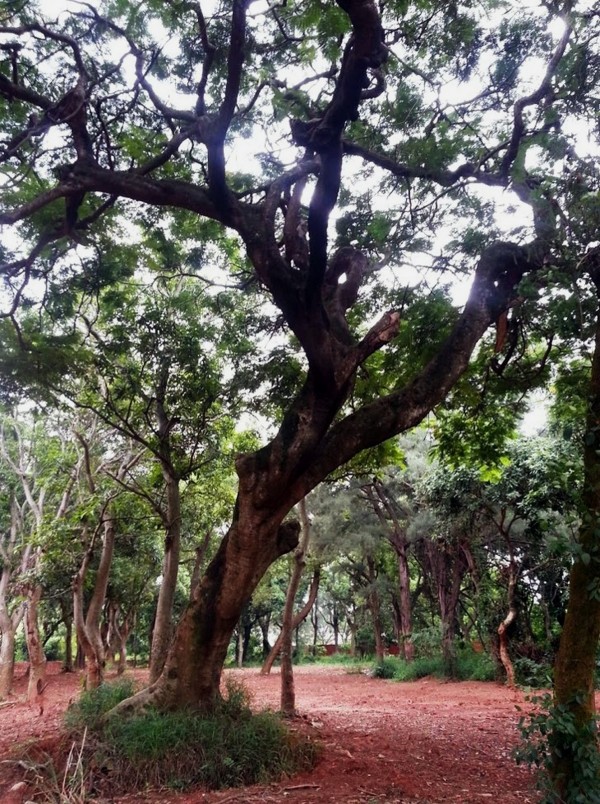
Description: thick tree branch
xmin=301 ymin=240 xmax=541 ymax=491
xmin=290 ymin=0 xmax=386 ymax=307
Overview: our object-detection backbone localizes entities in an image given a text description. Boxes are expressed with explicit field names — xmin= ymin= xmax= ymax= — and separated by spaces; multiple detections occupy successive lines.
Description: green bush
xmin=64 ymin=678 xmax=318 ymax=795
xmin=514 ymin=657 xmax=553 ymax=688
xmin=393 ymin=655 xmax=445 ymax=681
xmin=370 ymin=657 xmax=400 ymax=679
xmin=455 ymin=650 xmax=497 ymax=682
xmin=65 ymin=677 xmax=136 ymax=731
xmin=515 ymin=692 xmax=600 ymax=802
xmin=367 ymin=650 xmax=496 ymax=683
xmin=411 ymin=627 xmax=443 ymax=658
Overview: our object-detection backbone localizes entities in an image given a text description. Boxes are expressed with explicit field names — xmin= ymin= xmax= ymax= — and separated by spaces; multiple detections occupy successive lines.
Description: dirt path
xmin=0 ymin=663 xmax=539 ymax=803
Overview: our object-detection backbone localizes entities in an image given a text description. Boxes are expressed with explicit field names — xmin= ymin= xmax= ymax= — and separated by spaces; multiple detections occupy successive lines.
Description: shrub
xmin=370 ymin=657 xmax=400 ymax=679
xmin=393 ymin=656 xmax=445 ymax=681
xmin=514 ymin=657 xmax=553 ymax=688
xmin=367 ymin=650 xmax=496 ymax=683
xmin=411 ymin=627 xmax=442 ymax=658
xmin=515 ymin=692 xmax=600 ymax=802
xmin=455 ymin=650 xmax=497 ymax=682
xmin=63 ymin=677 xmax=318 ymax=796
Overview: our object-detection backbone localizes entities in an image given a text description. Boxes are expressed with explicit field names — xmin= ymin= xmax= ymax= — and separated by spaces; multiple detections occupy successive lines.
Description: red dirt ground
xmin=0 ymin=662 xmax=540 ymax=803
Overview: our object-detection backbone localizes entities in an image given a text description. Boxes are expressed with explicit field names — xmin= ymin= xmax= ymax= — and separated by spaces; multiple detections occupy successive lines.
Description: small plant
xmin=515 ymin=692 xmax=600 ymax=802
xmin=370 ymin=657 xmax=399 ymax=679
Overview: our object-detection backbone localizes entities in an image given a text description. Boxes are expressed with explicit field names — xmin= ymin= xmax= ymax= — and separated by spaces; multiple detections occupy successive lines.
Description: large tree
xmin=0 ymin=0 xmax=590 ymax=711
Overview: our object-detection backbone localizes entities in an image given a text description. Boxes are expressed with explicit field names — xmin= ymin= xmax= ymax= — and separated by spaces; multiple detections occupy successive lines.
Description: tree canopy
xmin=1 ymin=0 xmax=600 ymax=796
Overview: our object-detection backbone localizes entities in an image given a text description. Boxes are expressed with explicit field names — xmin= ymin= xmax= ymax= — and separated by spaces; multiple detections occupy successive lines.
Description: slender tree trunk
xmin=439 ymin=564 xmax=462 ymax=678
xmin=279 ymin=499 xmax=313 ymax=716
xmin=367 ymin=480 xmax=414 ymax=661
xmin=396 ymin=544 xmax=414 ymax=662
xmin=88 ymin=517 xmax=116 ymax=687
xmin=0 ymin=499 xmax=25 ymax=699
xmin=116 ymin=614 xmax=132 ymax=675
xmin=0 ymin=628 xmax=17 ymax=700
xmin=552 ymin=284 xmax=600 ymax=798
xmin=257 ymin=615 xmax=271 ymax=658
xmin=497 ymin=558 xmax=518 ymax=688
xmin=149 ymin=471 xmax=181 ymax=683
xmin=25 ymin=579 xmax=46 ymax=706
xmin=369 ymin=589 xmax=386 ymax=662
xmin=237 ymin=625 xmax=244 ymax=668
xmin=106 ymin=602 xmax=131 ymax=675
xmin=330 ymin=609 xmax=340 ymax=649
xmin=261 ymin=565 xmax=320 ymax=674
xmin=62 ymin=605 xmax=74 ymax=673
xmin=363 ymin=555 xmax=385 ymax=662
xmin=0 ymin=572 xmax=25 ymax=699
xmin=74 ymin=516 xmax=116 ymax=689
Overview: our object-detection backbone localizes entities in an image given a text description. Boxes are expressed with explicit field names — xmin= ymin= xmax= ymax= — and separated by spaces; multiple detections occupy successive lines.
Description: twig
xmin=282 ymin=784 xmax=321 ymax=791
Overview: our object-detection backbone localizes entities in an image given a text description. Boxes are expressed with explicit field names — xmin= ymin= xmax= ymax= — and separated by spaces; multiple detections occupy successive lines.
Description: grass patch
xmin=368 ymin=650 xmax=497 ymax=683
xmin=61 ymin=678 xmax=318 ymax=797
xmin=393 ymin=656 xmax=444 ymax=681
xmin=64 ymin=677 xmax=136 ymax=731
xmin=454 ymin=650 xmax=497 ymax=682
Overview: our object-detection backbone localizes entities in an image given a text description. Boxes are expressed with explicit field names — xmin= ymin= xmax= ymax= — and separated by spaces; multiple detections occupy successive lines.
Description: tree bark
xmin=105 ymin=602 xmax=131 ymax=675
xmin=366 ymin=556 xmax=386 ymax=663
xmin=257 ymin=614 xmax=271 ymax=658
xmin=552 ymin=274 xmax=600 ymax=797
xmin=0 ymin=500 xmax=26 ymax=700
xmin=363 ymin=480 xmax=414 ymax=661
xmin=25 ymin=571 xmax=46 ymax=706
xmin=74 ymin=516 xmax=116 ymax=689
xmin=111 ymin=512 xmax=301 ymax=714
xmin=497 ymin=559 xmax=518 ymax=688
xmin=61 ymin=603 xmax=74 ymax=673
xmin=396 ymin=544 xmax=414 ymax=662
xmin=149 ymin=470 xmax=182 ymax=683
xmin=280 ymin=498 xmax=312 ymax=716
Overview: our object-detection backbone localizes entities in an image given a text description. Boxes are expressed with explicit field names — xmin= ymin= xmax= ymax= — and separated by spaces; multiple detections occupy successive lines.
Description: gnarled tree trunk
xmin=113 ymin=512 xmax=301 ymax=714
xmin=74 ymin=516 xmax=116 ymax=689
xmin=497 ymin=556 xmax=518 ymax=688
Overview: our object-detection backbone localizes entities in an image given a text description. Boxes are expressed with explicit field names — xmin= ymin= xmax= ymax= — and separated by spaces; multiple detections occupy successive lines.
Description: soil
xmin=0 ymin=662 xmax=540 ymax=803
